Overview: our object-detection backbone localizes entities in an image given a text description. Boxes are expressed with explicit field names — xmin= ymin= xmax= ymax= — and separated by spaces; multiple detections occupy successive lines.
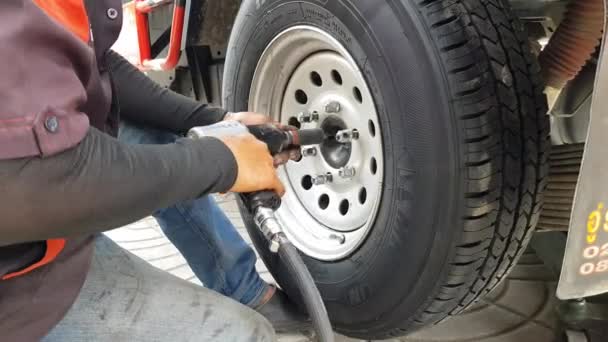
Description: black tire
xmin=223 ymin=0 xmax=550 ymax=338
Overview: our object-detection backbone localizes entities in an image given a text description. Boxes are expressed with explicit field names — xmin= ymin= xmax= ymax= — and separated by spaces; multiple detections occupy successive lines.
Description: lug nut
xmin=339 ymin=166 xmax=356 ymax=179
xmin=302 ymin=147 xmax=317 ymax=157
xmin=329 ymin=233 xmax=346 ymax=244
xmin=325 ymin=101 xmax=341 ymax=114
xmin=312 ymin=173 xmax=333 ymax=185
xmin=335 ymin=129 xmax=360 ymax=143
xmin=297 ymin=111 xmax=320 ymax=123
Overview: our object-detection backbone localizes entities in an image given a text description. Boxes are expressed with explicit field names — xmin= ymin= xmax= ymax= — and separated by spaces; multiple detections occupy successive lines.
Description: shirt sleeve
xmin=0 ymin=0 xmax=93 ymax=160
xmin=107 ymin=50 xmax=228 ymax=134
xmin=0 ymin=127 xmax=238 ymax=246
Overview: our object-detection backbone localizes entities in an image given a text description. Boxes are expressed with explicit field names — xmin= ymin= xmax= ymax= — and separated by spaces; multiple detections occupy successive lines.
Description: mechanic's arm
xmin=107 ymin=50 xmax=229 ymax=133
xmin=0 ymin=128 xmax=283 ymax=246
xmin=0 ymin=2 xmax=281 ymax=246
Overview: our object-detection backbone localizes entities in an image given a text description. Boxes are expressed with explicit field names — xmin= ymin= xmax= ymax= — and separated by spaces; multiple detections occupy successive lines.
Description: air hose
xmin=187 ymin=121 xmax=334 ymax=341
xmin=252 ymin=206 xmax=334 ymax=342
xmin=276 ymin=235 xmax=334 ymax=342
xmin=539 ymin=0 xmax=604 ymax=89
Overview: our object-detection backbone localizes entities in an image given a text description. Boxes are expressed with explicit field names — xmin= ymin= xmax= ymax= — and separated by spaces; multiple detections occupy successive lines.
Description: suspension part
xmin=537 ymin=143 xmax=584 ymax=231
xmin=539 ymin=0 xmax=605 ymax=89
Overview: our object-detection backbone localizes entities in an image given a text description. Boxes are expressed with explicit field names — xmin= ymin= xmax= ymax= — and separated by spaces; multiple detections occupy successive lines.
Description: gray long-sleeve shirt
xmin=0 ymin=1 xmax=237 ymax=339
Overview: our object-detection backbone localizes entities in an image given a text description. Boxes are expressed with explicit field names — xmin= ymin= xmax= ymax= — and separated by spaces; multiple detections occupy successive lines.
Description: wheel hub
xmin=319 ymin=116 xmax=351 ymax=169
xmin=249 ymin=26 xmax=384 ymax=260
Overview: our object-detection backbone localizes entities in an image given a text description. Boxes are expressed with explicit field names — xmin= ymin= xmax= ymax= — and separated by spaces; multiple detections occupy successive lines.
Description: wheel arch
xmin=186 ymin=0 xmax=240 ymax=52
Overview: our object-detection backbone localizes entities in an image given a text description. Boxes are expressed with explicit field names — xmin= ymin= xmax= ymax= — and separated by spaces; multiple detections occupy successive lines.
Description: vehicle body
xmin=134 ymin=0 xmax=608 ymax=339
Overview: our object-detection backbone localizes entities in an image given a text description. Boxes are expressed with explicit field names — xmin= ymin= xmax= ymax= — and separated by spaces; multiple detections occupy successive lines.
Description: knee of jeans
xmin=118 ymin=120 xmax=178 ymax=145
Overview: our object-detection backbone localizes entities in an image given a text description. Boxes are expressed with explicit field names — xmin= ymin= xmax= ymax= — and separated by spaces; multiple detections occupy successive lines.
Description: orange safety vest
xmin=2 ymin=0 xmax=90 ymax=281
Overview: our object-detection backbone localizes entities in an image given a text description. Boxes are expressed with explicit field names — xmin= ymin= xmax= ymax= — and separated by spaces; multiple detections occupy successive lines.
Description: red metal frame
xmin=134 ymin=0 xmax=186 ymax=71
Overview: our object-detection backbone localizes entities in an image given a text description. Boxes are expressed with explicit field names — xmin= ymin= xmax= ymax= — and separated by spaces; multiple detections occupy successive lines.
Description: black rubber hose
xmin=277 ymin=239 xmax=334 ymax=342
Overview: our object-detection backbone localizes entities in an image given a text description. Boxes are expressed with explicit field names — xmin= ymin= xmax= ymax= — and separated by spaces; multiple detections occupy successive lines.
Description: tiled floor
xmin=106 ymin=194 xmax=561 ymax=342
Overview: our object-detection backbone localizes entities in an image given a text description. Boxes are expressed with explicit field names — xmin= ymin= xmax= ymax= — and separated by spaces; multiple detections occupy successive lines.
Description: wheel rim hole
xmin=359 ymin=188 xmax=367 ymax=204
xmin=353 ymin=87 xmax=363 ymax=103
xmin=295 ymin=89 xmax=308 ymax=104
xmin=301 ymin=175 xmax=313 ymax=190
xmin=331 ymin=70 xmax=343 ymax=85
xmin=339 ymin=199 xmax=349 ymax=216
xmin=310 ymin=71 xmax=323 ymax=87
xmin=368 ymin=120 xmax=376 ymax=137
xmin=370 ymin=157 xmax=378 ymax=175
xmin=319 ymin=194 xmax=330 ymax=210
xmin=288 ymin=116 xmax=302 ymax=129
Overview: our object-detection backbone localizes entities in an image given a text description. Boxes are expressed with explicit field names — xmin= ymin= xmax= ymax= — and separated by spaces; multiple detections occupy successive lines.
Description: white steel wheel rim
xmin=249 ymin=26 xmax=384 ymax=261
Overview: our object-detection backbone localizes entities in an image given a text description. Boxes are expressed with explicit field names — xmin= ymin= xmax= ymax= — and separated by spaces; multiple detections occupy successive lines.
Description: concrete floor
xmin=106 ymin=194 xmax=562 ymax=342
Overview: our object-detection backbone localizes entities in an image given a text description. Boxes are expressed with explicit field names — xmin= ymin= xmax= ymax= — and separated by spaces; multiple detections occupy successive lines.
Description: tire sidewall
xmin=223 ymin=0 xmax=463 ymax=334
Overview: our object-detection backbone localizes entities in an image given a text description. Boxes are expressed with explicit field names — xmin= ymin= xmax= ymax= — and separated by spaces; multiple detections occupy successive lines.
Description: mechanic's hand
xmin=220 ymin=133 xmax=286 ymax=196
xmin=273 ymin=148 xmax=301 ymax=167
xmin=224 ymin=112 xmax=302 ymax=166
xmin=224 ymin=112 xmax=272 ymax=126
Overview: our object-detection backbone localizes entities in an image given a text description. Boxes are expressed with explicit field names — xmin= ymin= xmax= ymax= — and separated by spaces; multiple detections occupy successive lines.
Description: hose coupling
xmin=254 ymin=207 xmax=285 ymax=253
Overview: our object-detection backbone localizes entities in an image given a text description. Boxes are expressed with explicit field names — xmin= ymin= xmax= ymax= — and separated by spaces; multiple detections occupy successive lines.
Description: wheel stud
xmin=298 ymin=111 xmax=320 ymax=123
xmin=336 ymin=129 xmax=359 ymax=143
xmin=302 ymin=147 xmax=317 ymax=157
xmin=338 ymin=166 xmax=356 ymax=179
xmin=312 ymin=173 xmax=333 ymax=185
xmin=325 ymin=101 xmax=341 ymax=114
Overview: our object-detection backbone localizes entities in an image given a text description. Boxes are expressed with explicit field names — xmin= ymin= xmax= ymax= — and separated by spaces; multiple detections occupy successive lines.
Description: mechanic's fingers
xmin=271 ymin=172 xmax=286 ymax=197
xmin=273 ymin=148 xmax=302 ymax=166
xmin=263 ymin=154 xmax=284 ymax=196
xmin=277 ymin=123 xmax=298 ymax=132
xmin=265 ymin=154 xmax=285 ymax=196
xmin=273 ymin=151 xmax=291 ymax=167
xmin=287 ymin=148 xmax=302 ymax=161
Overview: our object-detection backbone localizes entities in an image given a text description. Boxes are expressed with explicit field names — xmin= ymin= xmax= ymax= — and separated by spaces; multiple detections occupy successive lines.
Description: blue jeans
xmin=118 ymin=121 xmax=268 ymax=308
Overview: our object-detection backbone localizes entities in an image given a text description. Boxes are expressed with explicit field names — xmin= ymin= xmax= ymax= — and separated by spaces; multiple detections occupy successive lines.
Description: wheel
xmin=222 ymin=0 xmax=550 ymax=338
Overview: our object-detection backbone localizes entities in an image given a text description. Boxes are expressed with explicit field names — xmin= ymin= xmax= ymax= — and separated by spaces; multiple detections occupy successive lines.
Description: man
xmin=0 ymin=0 xmax=304 ymax=340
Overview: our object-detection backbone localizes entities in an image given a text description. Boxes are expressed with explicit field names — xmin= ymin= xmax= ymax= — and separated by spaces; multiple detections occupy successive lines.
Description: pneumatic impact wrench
xmin=188 ymin=121 xmax=335 ymax=342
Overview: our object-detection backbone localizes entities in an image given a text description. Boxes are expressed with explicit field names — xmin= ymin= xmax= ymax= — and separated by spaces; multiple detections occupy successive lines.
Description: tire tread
xmin=397 ymin=0 xmax=549 ymax=333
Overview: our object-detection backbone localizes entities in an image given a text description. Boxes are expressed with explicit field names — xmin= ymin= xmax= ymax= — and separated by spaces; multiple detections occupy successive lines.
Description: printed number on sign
xmin=580 ymin=259 xmax=608 ymax=275
xmin=583 ymin=243 xmax=608 ymax=259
